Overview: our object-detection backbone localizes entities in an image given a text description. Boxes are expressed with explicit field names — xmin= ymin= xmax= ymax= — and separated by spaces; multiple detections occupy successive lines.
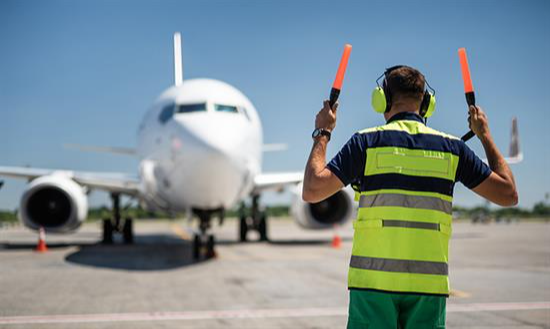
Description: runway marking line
xmin=171 ymin=224 xmax=191 ymax=241
xmin=0 ymin=302 xmax=548 ymax=325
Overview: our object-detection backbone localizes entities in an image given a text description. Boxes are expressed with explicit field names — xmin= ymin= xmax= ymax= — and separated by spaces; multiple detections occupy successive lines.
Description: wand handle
xmin=461 ymin=130 xmax=475 ymax=141
xmin=461 ymin=91 xmax=476 ymax=141
xmin=329 ymin=88 xmax=340 ymax=107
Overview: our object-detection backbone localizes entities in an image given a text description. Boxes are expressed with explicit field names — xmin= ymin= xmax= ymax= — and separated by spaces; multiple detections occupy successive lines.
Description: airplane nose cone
xmin=175 ymin=115 xmax=245 ymax=156
xmin=172 ymin=115 xmax=253 ymax=208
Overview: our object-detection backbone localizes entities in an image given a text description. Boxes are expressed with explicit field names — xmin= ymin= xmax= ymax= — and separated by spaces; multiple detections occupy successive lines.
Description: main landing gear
xmin=191 ymin=208 xmax=223 ymax=261
xmin=239 ymin=195 xmax=268 ymax=242
xmin=102 ymin=193 xmax=134 ymax=244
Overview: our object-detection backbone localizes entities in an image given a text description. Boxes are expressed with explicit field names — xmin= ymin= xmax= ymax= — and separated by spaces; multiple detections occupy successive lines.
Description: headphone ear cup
xmin=423 ymin=92 xmax=436 ymax=118
xmin=420 ymin=91 xmax=430 ymax=117
xmin=371 ymin=87 xmax=387 ymax=113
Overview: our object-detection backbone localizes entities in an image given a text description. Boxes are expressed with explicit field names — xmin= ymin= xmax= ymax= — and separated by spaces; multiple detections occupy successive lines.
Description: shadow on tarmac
xmin=0 ymin=233 xmax=349 ymax=271
xmin=63 ymin=234 xmax=206 ymax=271
xmin=211 ymin=235 xmax=352 ymax=246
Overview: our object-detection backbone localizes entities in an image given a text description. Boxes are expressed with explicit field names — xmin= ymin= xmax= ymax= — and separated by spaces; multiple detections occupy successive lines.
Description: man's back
xmin=327 ymin=111 xmax=491 ymax=296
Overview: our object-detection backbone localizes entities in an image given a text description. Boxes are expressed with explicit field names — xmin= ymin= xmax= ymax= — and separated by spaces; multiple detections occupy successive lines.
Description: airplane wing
xmin=252 ymin=172 xmax=303 ymax=194
xmin=0 ymin=166 xmax=140 ymax=196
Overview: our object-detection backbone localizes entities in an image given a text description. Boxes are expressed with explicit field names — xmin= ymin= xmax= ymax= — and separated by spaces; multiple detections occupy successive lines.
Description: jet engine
xmin=291 ymin=183 xmax=355 ymax=229
xmin=19 ymin=174 xmax=88 ymax=233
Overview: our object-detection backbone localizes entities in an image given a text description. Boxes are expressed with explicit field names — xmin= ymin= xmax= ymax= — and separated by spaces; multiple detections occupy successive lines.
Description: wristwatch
xmin=312 ymin=128 xmax=331 ymax=141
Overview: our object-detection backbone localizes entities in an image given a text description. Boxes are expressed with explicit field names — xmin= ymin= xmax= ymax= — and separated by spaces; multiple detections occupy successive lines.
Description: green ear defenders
xmin=371 ymin=65 xmax=436 ymax=118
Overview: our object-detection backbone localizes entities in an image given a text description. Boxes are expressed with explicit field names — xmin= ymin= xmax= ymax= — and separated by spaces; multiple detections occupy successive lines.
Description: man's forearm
xmin=304 ymin=137 xmax=329 ymax=192
xmin=303 ymin=100 xmax=340 ymax=202
xmin=480 ymin=133 xmax=516 ymax=187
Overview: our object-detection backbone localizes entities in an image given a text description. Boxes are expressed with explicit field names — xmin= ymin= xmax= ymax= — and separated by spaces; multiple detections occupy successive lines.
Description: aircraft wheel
xmin=206 ymin=235 xmax=216 ymax=259
xmin=102 ymin=218 xmax=113 ymax=244
xmin=259 ymin=213 xmax=268 ymax=242
xmin=239 ymin=216 xmax=248 ymax=242
xmin=123 ymin=218 xmax=134 ymax=244
xmin=193 ymin=234 xmax=201 ymax=260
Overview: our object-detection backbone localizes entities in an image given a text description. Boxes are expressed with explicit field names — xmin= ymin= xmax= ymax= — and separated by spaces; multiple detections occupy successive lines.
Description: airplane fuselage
xmin=136 ymin=79 xmax=263 ymax=212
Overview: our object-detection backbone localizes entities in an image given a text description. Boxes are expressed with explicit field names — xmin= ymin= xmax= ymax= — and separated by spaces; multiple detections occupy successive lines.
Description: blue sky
xmin=1 ymin=0 xmax=548 ymax=210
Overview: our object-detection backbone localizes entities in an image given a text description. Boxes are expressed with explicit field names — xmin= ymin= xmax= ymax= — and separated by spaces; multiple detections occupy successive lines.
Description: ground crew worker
xmin=303 ymin=65 xmax=518 ymax=328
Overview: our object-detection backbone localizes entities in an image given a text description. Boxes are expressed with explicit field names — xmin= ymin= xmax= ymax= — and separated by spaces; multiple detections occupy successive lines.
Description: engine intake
xmin=19 ymin=174 xmax=88 ymax=233
xmin=291 ymin=183 xmax=355 ymax=229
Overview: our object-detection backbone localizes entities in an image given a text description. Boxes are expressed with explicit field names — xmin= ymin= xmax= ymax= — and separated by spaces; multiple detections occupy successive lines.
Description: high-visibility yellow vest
xmin=348 ymin=119 xmax=460 ymax=295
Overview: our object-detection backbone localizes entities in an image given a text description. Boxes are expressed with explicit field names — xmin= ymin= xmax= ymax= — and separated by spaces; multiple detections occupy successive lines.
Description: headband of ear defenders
xmin=371 ymin=65 xmax=436 ymax=118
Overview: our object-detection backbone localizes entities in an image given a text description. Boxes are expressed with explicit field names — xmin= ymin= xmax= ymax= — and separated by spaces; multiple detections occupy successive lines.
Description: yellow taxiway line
xmin=450 ymin=289 xmax=472 ymax=298
xmin=171 ymin=224 xmax=191 ymax=241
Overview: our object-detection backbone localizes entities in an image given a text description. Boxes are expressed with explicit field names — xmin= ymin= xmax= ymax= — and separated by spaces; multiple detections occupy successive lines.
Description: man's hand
xmin=315 ymin=100 xmax=338 ymax=131
xmin=468 ymin=105 xmax=491 ymax=141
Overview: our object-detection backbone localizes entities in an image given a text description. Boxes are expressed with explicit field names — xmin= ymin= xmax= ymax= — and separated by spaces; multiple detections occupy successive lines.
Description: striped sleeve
xmin=327 ymin=133 xmax=366 ymax=186
xmin=455 ymin=140 xmax=492 ymax=189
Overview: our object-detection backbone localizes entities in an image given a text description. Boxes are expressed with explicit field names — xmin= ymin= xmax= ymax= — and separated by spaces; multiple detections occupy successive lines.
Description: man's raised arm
xmin=302 ymin=100 xmax=343 ymax=203
xmin=470 ymin=105 xmax=518 ymax=206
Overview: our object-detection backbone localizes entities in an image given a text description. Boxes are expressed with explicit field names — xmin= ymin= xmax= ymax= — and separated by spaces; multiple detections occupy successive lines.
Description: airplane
xmin=0 ymin=33 xmax=356 ymax=259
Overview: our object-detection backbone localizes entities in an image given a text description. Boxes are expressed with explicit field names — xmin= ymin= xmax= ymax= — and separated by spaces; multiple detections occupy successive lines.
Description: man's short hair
xmin=385 ymin=66 xmax=426 ymax=102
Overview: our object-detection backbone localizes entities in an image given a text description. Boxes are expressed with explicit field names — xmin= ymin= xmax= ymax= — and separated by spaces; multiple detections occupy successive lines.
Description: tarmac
xmin=0 ymin=218 xmax=549 ymax=328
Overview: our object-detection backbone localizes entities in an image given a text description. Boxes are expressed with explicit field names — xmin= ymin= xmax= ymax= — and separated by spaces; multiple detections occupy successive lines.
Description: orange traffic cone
xmin=35 ymin=227 xmax=48 ymax=253
xmin=331 ymin=224 xmax=342 ymax=249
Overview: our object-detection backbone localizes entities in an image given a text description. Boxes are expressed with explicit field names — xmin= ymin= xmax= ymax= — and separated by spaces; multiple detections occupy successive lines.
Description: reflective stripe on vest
xmin=349 ymin=120 xmax=458 ymax=295
xmin=359 ymin=193 xmax=452 ymax=215
xmin=350 ymin=255 xmax=448 ymax=275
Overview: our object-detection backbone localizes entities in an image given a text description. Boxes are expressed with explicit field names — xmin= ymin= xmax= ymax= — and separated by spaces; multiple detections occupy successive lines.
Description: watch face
xmin=312 ymin=128 xmax=330 ymax=140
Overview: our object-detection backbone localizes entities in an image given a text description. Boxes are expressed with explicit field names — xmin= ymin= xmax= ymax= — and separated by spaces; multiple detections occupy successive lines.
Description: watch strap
xmin=312 ymin=128 xmax=331 ymax=141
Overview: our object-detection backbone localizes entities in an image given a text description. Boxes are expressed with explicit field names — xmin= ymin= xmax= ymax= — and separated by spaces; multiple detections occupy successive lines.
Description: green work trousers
xmin=347 ymin=289 xmax=446 ymax=329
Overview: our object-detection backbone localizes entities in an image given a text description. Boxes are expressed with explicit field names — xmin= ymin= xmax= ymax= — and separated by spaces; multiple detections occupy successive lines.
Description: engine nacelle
xmin=138 ymin=159 xmax=169 ymax=212
xmin=19 ymin=174 xmax=88 ymax=233
xmin=291 ymin=183 xmax=356 ymax=229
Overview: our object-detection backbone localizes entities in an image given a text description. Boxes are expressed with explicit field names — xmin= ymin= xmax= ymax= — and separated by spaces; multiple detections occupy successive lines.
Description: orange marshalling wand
xmin=329 ymin=44 xmax=352 ymax=107
xmin=458 ymin=48 xmax=476 ymax=142
xmin=458 ymin=48 xmax=474 ymax=93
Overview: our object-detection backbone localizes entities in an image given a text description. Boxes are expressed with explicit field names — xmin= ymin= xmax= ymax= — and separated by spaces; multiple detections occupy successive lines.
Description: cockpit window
xmin=215 ymin=104 xmax=238 ymax=114
xmin=158 ymin=103 xmax=175 ymax=124
xmin=177 ymin=103 xmax=207 ymax=114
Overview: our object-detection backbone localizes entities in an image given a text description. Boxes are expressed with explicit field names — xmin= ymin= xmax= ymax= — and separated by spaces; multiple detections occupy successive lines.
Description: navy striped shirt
xmin=327 ymin=112 xmax=491 ymax=193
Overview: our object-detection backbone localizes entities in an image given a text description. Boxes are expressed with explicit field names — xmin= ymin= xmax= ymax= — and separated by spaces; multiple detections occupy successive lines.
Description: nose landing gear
xmin=191 ymin=208 xmax=223 ymax=260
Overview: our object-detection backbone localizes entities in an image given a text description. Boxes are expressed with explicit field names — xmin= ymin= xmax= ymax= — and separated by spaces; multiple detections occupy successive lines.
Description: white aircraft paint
xmin=136 ymin=78 xmax=263 ymax=211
